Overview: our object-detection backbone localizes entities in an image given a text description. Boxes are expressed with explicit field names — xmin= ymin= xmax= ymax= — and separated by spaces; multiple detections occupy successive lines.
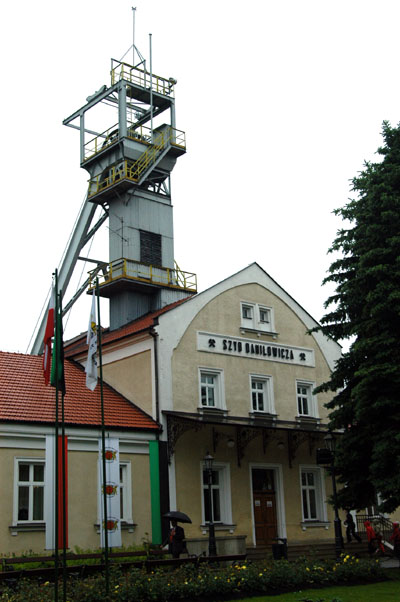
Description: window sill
xmin=9 ymin=523 xmax=45 ymax=535
xmin=296 ymin=416 xmax=321 ymax=428
xmin=301 ymin=521 xmax=329 ymax=531
xmin=198 ymin=407 xmax=228 ymax=417
xmin=240 ymin=327 xmax=279 ymax=338
xmin=249 ymin=412 xmax=277 ymax=421
xmin=200 ymin=523 xmax=236 ymax=535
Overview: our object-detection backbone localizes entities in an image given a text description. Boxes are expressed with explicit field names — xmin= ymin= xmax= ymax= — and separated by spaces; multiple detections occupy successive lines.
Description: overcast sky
xmin=1 ymin=0 xmax=399 ymax=353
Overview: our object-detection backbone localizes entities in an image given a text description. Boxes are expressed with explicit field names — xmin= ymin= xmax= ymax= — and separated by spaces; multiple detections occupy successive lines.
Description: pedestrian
xmin=344 ymin=510 xmax=361 ymax=543
xmin=364 ymin=520 xmax=378 ymax=555
xmin=168 ymin=519 xmax=186 ymax=559
xmin=372 ymin=519 xmax=385 ymax=554
xmin=390 ymin=522 xmax=400 ymax=559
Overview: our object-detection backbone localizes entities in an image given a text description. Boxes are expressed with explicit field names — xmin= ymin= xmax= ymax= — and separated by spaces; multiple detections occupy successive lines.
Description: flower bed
xmin=0 ymin=554 xmax=386 ymax=601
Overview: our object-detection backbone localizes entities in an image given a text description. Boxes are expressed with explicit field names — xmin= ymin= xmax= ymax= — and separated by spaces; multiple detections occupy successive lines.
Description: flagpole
xmin=60 ymin=292 xmax=68 ymax=602
xmin=54 ymin=270 xmax=59 ymax=602
xmin=97 ymin=279 xmax=110 ymax=596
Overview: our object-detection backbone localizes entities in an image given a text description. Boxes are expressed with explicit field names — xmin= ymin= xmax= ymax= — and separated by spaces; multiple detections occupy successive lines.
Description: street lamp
xmin=324 ymin=433 xmax=344 ymax=559
xmin=204 ymin=451 xmax=217 ymax=556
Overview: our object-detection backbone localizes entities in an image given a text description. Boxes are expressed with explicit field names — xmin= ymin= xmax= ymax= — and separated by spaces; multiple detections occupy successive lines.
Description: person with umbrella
xmin=163 ymin=511 xmax=191 ymax=559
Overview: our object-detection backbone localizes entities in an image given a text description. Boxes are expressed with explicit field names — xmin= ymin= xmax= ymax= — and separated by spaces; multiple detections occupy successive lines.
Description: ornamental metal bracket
xmin=287 ymin=431 xmax=320 ymax=468
xmin=166 ymin=415 xmax=206 ymax=464
xmin=236 ymin=427 xmax=263 ymax=467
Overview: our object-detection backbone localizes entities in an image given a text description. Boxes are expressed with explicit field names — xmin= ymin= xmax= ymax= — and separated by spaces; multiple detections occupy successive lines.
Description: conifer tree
xmin=316 ymin=122 xmax=400 ymax=512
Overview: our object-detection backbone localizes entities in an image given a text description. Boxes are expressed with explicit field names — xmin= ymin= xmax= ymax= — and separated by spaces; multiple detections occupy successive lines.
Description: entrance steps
xmin=246 ymin=539 xmax=372 ymax=562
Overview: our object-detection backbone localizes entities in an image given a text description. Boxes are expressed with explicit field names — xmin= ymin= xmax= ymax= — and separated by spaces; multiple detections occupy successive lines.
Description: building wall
xmin=160 ymin=278 xmax=340 ymax=547
xmin=171 ymin=283 xmax=333 ymax=418
xmin=173 ymin=427 xmax=336 ymax=546
xmin=103 ymin=350 xmax=153 ymax=416
xmin=0 ymin=432 xmax=153 ymax=556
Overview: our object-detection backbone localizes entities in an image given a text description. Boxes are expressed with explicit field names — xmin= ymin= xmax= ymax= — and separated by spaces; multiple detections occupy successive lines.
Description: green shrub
xmin=0 ymin=554 xmax=387 ymax=601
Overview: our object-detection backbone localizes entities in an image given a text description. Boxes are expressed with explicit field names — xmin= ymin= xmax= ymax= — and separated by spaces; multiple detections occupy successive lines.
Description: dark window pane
xmin=302 ymin=489 xmax=309 ymax=519
xmin=252 ymin=469 xmax=274 ymax=491
xmin=33 ymin=486 xmax=44 ymax=520
xmin=212 ymin=489 xmax=221 ymax=522
xmin=309 ymin=490 xmax=317 ymax=519
xmin=18 ymin=486 xmax=29 ymax=520
xmin=34 ymin=464 xmax=44 ymax=482
xmin=19 ymin=464 xmax=29 ymax=481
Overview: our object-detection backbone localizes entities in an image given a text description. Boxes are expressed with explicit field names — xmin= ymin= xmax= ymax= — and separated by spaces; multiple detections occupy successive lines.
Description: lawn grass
xmin=225 ymin=569 xmax=400 ymax=601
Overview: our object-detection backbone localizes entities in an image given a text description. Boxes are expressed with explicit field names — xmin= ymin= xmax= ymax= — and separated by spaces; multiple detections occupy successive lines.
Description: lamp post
xmin=204 ymin=452 xmax=217 ymax=556
xmin=324 ymin=433 xmax=344 ymax=559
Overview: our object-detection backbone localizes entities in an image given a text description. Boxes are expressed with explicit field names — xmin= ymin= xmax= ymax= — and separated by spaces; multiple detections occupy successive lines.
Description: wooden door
xmin=252 ymin=468 xmax=278 ymax=545
xmin=253 ymin=492 xmax=278 ymax=544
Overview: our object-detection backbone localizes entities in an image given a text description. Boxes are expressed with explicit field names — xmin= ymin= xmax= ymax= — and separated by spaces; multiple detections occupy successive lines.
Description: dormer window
xmin=259 ymin=307 xmax=270 ymax=324
xmin=240 ymin=302 xmax=275 ymax=333
xmin=242 ymin=305 xmax=253 ymax=320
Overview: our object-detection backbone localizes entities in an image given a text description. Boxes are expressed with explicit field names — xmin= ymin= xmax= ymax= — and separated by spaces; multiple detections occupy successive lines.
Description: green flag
xmin=50 ymin=292 xmax=66 ymax=394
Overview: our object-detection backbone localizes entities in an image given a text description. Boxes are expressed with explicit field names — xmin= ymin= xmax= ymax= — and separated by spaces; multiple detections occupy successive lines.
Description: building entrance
xmin=252 ymin=468 xmax=278 ymax=545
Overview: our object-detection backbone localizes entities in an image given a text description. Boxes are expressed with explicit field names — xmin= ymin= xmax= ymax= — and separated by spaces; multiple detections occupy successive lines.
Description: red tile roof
xmin=0 ymin=352 xmax=159 ymax=431
xmin=65 ymin=296 xmax=191 ymax=357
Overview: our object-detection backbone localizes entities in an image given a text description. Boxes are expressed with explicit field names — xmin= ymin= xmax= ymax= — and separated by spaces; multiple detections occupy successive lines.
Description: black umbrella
xmin=163 ymin=510 xmax=192 ymax=524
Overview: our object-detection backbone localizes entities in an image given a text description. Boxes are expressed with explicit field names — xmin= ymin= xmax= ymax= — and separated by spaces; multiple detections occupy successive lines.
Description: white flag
xmin=85 ymin=293 xmax=98 ymax=391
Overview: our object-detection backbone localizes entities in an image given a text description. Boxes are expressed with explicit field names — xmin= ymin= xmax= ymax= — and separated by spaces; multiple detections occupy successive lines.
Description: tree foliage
xmin=315 ymin=121 xmax=400 ymax=512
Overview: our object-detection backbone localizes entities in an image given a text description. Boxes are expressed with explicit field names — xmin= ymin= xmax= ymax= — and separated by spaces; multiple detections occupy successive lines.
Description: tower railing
xmin=110 ymin=59 xmax=175 ymax=97
xmin=88 ymin=258 xmax=197 ymax=293
xmin=83 ymin=122 xmax=153 ymax=162
xmin=87 ymin=126 xmax=186 ymax=198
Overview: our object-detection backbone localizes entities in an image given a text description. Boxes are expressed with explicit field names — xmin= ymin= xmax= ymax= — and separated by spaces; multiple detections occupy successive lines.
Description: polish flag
xmin=43 ymin=288 xmax=55 ymax=385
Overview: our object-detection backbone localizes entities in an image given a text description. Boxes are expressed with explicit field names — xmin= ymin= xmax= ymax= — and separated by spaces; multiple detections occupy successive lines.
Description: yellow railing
xmin=111 ymin=59 xmax=175 ymax=97
xmin=84 ymin=122 xmax=185 ymax=163
xmin=88 ymin=259 xmax=197 ymax=293
xmin=87 ymin=127 xmax=186 ymax=197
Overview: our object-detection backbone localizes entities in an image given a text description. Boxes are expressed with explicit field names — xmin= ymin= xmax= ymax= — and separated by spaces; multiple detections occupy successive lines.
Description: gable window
xmin=300 ymin=467 xmax=325 ymax=521
xmin=240 ymin=302 xmax=275 ymax=333
xmin=250 ymin=375 xmax=274 ymax=413
xmin=201 ymin=463 xmax=232 ymax=524
xmin=242 ymin=304 xmax=253 ymax=320
xmin=15 ymin=460 xmax=45 ymax=522
xmin=259 ymin=306 xmax=271 ymax=324
xmin=296 ymin=381 xmax=317 ymax=417
xmin=199 ymin=368 xmax=225 ymax=409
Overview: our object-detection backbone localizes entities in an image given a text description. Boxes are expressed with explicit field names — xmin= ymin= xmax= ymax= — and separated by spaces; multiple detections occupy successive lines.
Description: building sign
xmin=197 ymin=332 xmax=315 ymax=367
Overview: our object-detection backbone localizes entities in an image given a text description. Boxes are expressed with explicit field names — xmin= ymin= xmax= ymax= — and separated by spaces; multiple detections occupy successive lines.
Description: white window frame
xmin=249 ymin=374 xmax=275 ymax=414
xmin=296 ymin=380 xmax=318 ymax=418
xmin=119 ymin=461 xmax=133 ymax=524
xmin=198 ymin=368 xmax=225 ymax=410
xmin=240 ymin=301 xmax=275 ymax=333
xmin=200 ymin=461 xmax=232 ymax=525
xmin=299 ymin=466 xmax=327 ymax=522
xmin=13 ymin=458 xmax=45 ymax=524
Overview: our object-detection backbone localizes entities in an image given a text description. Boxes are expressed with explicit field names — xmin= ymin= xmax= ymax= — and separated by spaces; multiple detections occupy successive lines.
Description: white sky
xmin=1 ymin=0 xmax=399 ymax=354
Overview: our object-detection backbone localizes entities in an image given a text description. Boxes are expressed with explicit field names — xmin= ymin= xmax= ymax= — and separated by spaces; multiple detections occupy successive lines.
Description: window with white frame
xmin=201 ymin=463 xmax=232 ymax=524
xmin=240 ymin=302 xmax=274 ymax=332
xmin=250 ymin=375 xmax=274 ymax=413
xmin=119 ymin=462 xmax=132 ymax=523
xmin=199 ymin=368 xmax=224 ymax=409
xmin=15 ymin=460 xmax=45 ymax=522
xmin=300 ymin=467 xmax=324 ymax=521
xmin=296 ymin=381 xmax=317 ymax=417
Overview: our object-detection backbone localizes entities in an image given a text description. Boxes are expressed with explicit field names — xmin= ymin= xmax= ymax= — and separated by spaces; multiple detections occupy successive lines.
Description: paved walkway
xmin=380 ymin=556 xmax=400 ymax=569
